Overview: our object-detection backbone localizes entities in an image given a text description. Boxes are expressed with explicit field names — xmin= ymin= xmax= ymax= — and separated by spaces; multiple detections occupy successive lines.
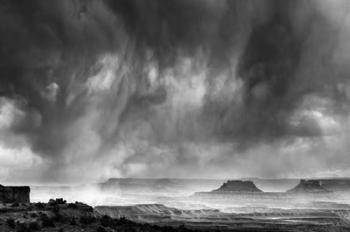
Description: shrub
xmin=79 ymin=215 xmax=96 ymax=225
xmin=6 ymin=218 xmax=15 ymax=229
xmin=116 ymin=217 xmax=129 ymax=225
xmin=23 ymin=212 xmax=29 ymax=219
xmin=40 ymin=214 xmax=55 ymax=227
xmin=67 ymin=203 xmax=78 ymax=209
xmin=15 ymin=222 xmax=29 ymax=232
xmin=48 ymin=199 xmax=57 ymax=206
xmin=52 ymin=212 xmax=64 ymax=223
xmin=28 ymin=221 xmax=40 ymax=230
xmin=11 ymin=202 xmax=19 ymax=207
xmin=69 ymin=217 xmax=77 ymax=226
xmin=96 ymin=226 xmax=107 ymax=232
xmin=73 ymin=202 xmax=93 ymax=212
xmin=52 ymin=204 xmax=60 ymax=213
xmin=48 ymin=198 xmax=66 ymax=206
xmin=55 ymin=198 xmax=67 ymax=204
xmin=34 ymin=202 xmax=45 ymax=209
xmin=100 ymin=215 xmax=113 ymax=227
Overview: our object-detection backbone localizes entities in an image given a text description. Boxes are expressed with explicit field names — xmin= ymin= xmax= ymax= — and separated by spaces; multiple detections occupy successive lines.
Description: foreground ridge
xmin=0 ymin=199 xmax=198 ymax=232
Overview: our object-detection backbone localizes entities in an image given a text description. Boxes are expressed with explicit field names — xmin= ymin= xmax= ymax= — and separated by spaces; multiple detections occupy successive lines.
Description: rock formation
xmin=287 ymin=180 xmax=329 ymax=193
xmin=318 ymin=178 xmax=350 ymax=192
xmin=212 ymin=180 xmax=263 ymax=192
xmin=0 ymin=185 xmax=30 ymax=203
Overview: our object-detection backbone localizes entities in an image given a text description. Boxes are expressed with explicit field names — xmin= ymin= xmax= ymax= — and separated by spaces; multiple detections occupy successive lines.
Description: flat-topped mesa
xmin=287 ymin=179 xmax=330 ymax=193
xmin=0 ymin=185 xmax=30 ymax=203
xmin=213 ymin=180 xmax=263 ymax=193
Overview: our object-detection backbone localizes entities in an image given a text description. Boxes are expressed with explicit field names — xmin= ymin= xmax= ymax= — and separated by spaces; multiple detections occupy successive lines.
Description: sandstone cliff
xmin=0 ymin=185 xmax=30 ymax=203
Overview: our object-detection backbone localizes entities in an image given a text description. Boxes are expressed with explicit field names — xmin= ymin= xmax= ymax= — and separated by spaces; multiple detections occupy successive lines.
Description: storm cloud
xmin=1 ymin=0 xmax=350 ymax=183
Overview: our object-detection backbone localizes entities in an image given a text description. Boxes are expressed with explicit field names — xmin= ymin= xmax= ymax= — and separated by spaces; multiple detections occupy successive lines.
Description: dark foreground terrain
xmin=0 ymin=199 xmax=198 ymax=232
xmin=1 ymin=198 xmax=350 ymax=232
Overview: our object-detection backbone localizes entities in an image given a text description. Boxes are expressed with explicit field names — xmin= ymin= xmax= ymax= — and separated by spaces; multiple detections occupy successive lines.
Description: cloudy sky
xmin=1 ymin=0 xmax=350 ymax=183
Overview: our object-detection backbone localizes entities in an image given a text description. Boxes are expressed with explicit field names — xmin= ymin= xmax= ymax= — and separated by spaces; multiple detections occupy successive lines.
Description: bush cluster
xmin=34 ymin=202 xmax=45 ymax=210
xmin=79 ymin=215 xmax=96 ymax=225
xmin=40 ymin=214 xmax=55 ymax=228
xmin=6 ymin=218 xmax=15 ymax=229
xmin=48 ymin=198 xmax=67 ymax=206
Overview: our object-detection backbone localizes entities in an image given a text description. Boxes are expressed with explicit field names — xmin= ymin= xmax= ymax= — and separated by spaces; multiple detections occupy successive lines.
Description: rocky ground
xmin=96 ymin=203 xmax=350 ymax=232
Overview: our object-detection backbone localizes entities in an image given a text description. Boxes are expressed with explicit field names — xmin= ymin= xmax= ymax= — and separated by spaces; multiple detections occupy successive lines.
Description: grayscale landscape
xmin=1 ymin=0 xmax=350 ymax=231
xmin=4 ymin=178 xmax=345 ymax=231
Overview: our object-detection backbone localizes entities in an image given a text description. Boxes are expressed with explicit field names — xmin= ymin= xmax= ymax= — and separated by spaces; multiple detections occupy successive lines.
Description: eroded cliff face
xmin=213 ymin=180 xmax=263 ymax=192
xmin=287 ymin=180 xmax=329 ymax=193
xmin=0 ymin=186 xmax=30 ymax=203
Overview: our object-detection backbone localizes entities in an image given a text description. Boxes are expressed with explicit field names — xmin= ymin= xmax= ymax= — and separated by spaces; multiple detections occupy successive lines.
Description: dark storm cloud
xmin=0 ymin=0 xmax=121 ymax=155
xmin=0 ymin=0 xmax=350 ymax=181
xmin=202 ymin=0 xmax=350 ymax=147
xmin=203 ymin=1 xmax=312 ymax=146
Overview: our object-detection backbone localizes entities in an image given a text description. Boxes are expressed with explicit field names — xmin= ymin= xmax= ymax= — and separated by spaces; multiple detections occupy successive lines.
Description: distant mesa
xmin=100 ymin=178 xmax=222 ymax=194
xmin=0 ymin=185 xmax=30 ymax=203
xmin=287 ymin=179 xmax=330 ymax=193
xmin=318 ymin=178 xmax=350 ymax=192
xmin=212 ymin=180 xmax=263 ymax=193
